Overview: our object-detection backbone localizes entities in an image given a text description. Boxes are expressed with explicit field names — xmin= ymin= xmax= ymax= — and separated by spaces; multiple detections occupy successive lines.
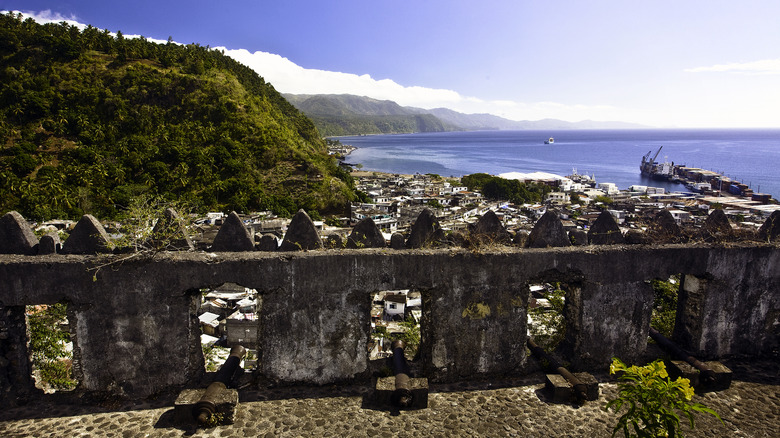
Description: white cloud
xmin=685 ymin=59 xmax=780 ymax=75
xmin=219 ymin=48 xmax=622 ymax=123
xmin=7 ymin=9 xmax=85 ymax=30
xmin=10 ymin=10 xmax=635 ymax=124
xmin=218 ymin=48 xmax=464 ymax=107
xmin=8 ymin=10 xmax=168 ymax=44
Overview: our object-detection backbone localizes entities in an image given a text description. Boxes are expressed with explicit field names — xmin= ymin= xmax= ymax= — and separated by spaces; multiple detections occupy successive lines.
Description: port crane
xmin=640 ymin=146 xmax=663 ymax=174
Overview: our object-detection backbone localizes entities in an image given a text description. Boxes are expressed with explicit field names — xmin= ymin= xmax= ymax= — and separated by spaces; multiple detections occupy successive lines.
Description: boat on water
xmin=544 ymin=137 xmax=554 ymax=144
xmin=640 ymin=146 xmax=674 ymax=180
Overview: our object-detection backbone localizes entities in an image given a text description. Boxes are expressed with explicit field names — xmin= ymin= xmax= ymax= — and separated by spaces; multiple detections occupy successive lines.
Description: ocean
xmin=341 ymin=129 xmax=780 ymax=197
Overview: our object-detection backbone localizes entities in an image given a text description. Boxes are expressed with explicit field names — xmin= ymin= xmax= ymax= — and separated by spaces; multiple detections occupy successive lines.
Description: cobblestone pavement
xmin=1 ymin=359 xmax=777 ymax=437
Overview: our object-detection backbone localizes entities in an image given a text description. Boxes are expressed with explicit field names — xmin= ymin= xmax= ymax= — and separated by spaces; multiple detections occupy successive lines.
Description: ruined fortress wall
xmin=1 ymin=245 xmax=778 ymax=402
xmin=676 ymin=247 xmax=780 ymax=359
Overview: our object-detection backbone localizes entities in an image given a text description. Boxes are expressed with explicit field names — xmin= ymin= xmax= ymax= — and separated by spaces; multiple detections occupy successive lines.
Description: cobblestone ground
xmin=1 ymin=359 xmax=777 ymax=437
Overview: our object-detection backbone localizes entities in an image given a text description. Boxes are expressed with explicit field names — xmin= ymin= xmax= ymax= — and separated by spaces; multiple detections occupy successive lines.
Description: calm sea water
xmin=341 ymin=129 xmax=780 ymax=197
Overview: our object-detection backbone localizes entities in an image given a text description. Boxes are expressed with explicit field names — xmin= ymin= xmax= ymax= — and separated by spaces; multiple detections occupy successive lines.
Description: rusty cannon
xmin=174 ymin=344 xmax=247 ymax=425
xmin=390 ymin=340 xmax=414 ymax=408
xmin=194 ymin=344 xmax=247 ymax=424
xmin=374 ymin=339 xmax=428 ymax=409
xmin=527 ymin=337 xmax=598 ymax=403
xmin=648 ymin=327 xmax=731 ymax=390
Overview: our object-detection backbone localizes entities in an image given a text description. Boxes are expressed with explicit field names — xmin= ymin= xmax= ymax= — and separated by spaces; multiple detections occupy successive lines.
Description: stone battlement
xmin=0 ymin=209 xmax=778 ymax=405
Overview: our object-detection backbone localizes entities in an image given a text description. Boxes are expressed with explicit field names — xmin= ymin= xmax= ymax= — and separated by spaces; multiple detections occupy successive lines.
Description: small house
xmin=198 ymin=311 xmax=222 ymax=337
xmin=384 ymin=293 xmax=407 ymax=321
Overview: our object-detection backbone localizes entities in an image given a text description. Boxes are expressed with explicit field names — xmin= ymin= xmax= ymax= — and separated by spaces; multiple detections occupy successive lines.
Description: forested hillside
xmin=286 ymin=94 xmax=649 ymax=134
xmin=0 ymin=13 xmax=357 ymax=220
xmin=284 ymin=94 xmax=458 ymax=136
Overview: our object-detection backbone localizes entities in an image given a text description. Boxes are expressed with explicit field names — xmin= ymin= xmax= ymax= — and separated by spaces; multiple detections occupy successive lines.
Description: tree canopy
xmin=0 ymin=13 xmax=357 ymax=220
xmin=461 ymin=173 xmax=551 ymax=204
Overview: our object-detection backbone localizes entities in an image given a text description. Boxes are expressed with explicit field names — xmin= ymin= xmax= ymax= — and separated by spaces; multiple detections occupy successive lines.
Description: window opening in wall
xmin=527 ymin=283 xmax=567 ymax=352
xmin=197 ymin=282 xmax=261 ymax=372
xmin=26 ymin=302 xmax=78 ymax=393
xmin=648 ymin=274 xmax=681 ymax=338
xmin=368 ymin=290 xmax=422 ymax=362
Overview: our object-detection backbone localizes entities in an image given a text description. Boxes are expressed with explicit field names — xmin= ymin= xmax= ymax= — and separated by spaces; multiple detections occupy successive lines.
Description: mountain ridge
xmin=284 ymin=93 xmax=649 ymax=135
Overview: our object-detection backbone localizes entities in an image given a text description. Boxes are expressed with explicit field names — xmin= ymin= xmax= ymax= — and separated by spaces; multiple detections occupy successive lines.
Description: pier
xmin=640 ymin=147 xmax=775 ymax=202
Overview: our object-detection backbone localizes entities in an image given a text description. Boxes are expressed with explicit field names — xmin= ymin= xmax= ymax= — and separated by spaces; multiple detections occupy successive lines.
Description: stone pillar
xmin=0 ymin=304 xmax=34 ymax=406
xmin=71 ymin=289 xmax=204 ymax=398
xmin=676 ymin=254 xmax=780 ymax=359
xmin=565 ymin=281 xmax=653 ymax=369
xmin=423 ymin=282 xmax=528 ymax=382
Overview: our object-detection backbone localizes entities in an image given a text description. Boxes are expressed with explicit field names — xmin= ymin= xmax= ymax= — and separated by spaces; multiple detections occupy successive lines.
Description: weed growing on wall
xmin=89 ymin=195 xmax=194 ymax=280
xmin=110 ymin=195 xmax=194 ymax=252
xmin=606 ymin=358 xmax=722 ymax=437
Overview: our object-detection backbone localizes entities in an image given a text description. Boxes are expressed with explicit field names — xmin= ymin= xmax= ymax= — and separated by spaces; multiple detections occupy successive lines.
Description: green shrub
xmin=606 ymin=358 xmax=722 ymax=437
xmin=527 ymin=284 xmax=566 ymax=351
xmin=650 ymin=276 xmax=679 ymax=338
xmin=27 ymin=303 xmax=77 ymax=390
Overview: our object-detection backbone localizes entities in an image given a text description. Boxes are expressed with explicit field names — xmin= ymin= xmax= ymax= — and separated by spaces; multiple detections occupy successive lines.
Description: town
xmin=185 ymin=164 xmax=779 ymax=372
xmin=26 ymin=162 xmax=780 ymax=376
xmin=345 ymin=167 xmax=779 ymax=241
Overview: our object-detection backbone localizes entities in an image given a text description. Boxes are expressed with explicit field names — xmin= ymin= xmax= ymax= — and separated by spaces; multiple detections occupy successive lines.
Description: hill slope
xmin=285 ymin=94 xmax=648 ymax=135
xmin=0 ymin=13 xmax=356 ymax=220
xmin=284 ymin=94 xmax=459 ymax=136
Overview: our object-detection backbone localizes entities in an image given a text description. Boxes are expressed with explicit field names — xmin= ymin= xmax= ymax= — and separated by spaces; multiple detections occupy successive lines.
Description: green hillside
xmin=0 ymin=13 xmax=357 ymax=220
xmin=308 ymin=113 xmax=452 ymax=137
xmin=284 ymin=94 xmax=459 ymax=136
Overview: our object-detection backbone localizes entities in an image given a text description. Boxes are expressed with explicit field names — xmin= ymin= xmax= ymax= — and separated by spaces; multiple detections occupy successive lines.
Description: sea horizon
xmin=340 ymin=128 xmax=780 ymax=198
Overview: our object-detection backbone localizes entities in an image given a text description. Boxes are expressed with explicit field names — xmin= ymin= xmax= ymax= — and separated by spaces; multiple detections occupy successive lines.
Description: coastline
xmin=335 ymin=129 xmax=780 ymax=197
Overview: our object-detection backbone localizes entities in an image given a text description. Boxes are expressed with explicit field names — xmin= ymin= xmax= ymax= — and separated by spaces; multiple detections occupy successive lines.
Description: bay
xmin=341 ymin=129 xmax=780 ymax=197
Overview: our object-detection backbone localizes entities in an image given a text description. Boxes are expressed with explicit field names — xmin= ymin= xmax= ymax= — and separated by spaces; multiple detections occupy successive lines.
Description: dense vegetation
xmin=27 ymin=303 xmax=77 ymax=390
xmin=650 ymin=275 xmax=680 ymax=337
xmin=307 ymin=113 xmax=450 ymax=137
xmin=0 ymin=13 xmax=357 ymax=220
xmin=461 ymin=173 xmax=552 ymax=204
xmin=284 ymin=94 xmax=457 ymax=136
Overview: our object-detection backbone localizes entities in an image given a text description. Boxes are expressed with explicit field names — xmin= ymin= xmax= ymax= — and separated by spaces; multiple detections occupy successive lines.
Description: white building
xmin=598 ymin=182 xmax=619 ymax=195
xmin=546 ymin=192 xmax=569 ymax=204
xmin=607 ymin=209 xmax=627 ymax=224
xmin=384 ymin=293 xmax=407 ymax=320
xmin=582 ymin=188 xmax=607 ymax=199
xmin=668 ymin=209 xmax=691 ymax=224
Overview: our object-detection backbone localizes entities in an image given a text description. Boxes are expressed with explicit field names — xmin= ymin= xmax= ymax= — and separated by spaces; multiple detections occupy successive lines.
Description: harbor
xmin=640 ymin=146 xmax=774 ymax=202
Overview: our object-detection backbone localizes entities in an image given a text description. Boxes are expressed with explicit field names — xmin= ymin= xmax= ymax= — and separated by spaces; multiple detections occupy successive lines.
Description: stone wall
xmin=1 ymin=244 xmax=778 ymax=404
xmin=1 ymin=208 xmax=779 ymax=404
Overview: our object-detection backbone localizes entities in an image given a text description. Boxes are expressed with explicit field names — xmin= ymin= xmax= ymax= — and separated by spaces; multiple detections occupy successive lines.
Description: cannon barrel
xmin=195 ymin=345 xmax=247 ymax=424
xmin=648 ymin=327 xmax=716 ymax=383
xmin=527 ymin=337 xmax=587 ymax=402
xmin=390 ymin=340 xmax=414 ymax=408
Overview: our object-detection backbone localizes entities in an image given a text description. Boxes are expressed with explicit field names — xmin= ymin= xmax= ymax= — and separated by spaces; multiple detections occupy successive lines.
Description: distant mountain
xmin=283 ymin=94 xmax=648 ymax=136
xmin=285 ymin=94 xmax=413 ymax=116
xmin=409 ymin=107 xmax=526 ymax=130
xmin=413 ymin=110 xmax=648 ymax=130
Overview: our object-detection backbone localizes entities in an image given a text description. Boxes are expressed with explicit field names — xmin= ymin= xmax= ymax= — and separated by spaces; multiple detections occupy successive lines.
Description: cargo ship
xmin=640 ymin=146 xmax=674 ymax=180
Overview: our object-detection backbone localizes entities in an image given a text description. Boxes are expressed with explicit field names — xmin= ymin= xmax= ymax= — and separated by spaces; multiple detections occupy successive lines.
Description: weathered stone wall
xmin=1 ymin=244 xmax=778 ymax=404
xmin=675 ymin=247 xmax=780 ymax=359
xmin=0 ymin=305 xmax=33 ymax=404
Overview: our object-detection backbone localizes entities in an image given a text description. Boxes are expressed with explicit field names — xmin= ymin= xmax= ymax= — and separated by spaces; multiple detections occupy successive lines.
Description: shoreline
xmin=330 ymin=129 xmax=780 ymax=198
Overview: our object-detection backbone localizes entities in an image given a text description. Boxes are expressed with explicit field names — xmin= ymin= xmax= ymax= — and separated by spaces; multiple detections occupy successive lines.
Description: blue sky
xmin=3 ymin=1 xmax=780 ymax=127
